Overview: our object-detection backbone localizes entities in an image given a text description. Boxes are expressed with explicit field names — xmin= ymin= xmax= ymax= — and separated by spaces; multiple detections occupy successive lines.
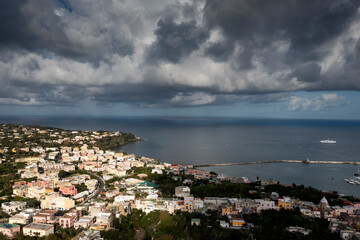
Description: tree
xmin=26 ymin=198 xmax=40 ymax=208
xmin=58 ymin=170 xmax=70 ymax=179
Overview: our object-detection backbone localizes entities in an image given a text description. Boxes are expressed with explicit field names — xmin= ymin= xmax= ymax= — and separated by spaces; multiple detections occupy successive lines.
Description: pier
xmin=193 ymin=159 xmax=360 ymax=168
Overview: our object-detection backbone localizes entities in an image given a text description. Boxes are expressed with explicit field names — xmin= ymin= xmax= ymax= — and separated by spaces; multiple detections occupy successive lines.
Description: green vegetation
xmin=191 ymin=181 xmax=261 ymax=199
xmin=58 ymin=170 xmax=72 ymax=179
xmin=0 ymin=197 xmax=40 ymax=208
xmin=244 ymin=209 xmax=340 ymax=240
xmin=264 ymin=183 xmax=340 ymax=204
xmin=75 ymin=183 xmax=88 ymax=193
xmin=101 ymin=210 xmax=248 ymax=240
xmin=95 ymin=133 xmax=138 ymax=150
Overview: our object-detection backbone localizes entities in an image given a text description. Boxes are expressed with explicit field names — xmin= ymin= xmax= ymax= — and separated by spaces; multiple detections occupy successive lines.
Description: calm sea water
xmin=1 ymin=117 xmax=360 ymax=196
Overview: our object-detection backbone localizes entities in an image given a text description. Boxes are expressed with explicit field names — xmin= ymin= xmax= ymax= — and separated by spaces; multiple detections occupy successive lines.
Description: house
xmin=191 ymin=218 xmax=200 ymax=226
xmin=33 ymin=210 xmax=57 ymax=224
xmin=1 ymin=202 xmax=26 ymax=213
xmin=278 ymin=197 xmax=292 ymax=210
xmin=9 ymin=209 xmax=40 ymax=225
xmin=114 ymin=195 xmax=135 ymax=203
xmin=286 ymin=226 xmax=312 ymax=235
xmin=60 ymin=185 xmax=77 ymax=196
xmin=184 ymin=197 xmax=194 ymax=213
xmin=175 ymin=186 xmax=191 ymax=197
xmin=23 ymin=223 xmax=54 ymax=237
xmin=151 ymin=169 xmax=163 ymax=174
xmin=231 ymin=218 xmax=246 ymax=227
xmin=220 ymin=220 xmax=229 ymax=228
xmin=59 ymin=214 xmax=77 ymax=229
xmin=172 ymin=176 xmax=181 ymax=181
xmin=74 ymin=216 xmax=96 ymax=229
xmin=79 ymin=230 xmax=102 ymax=240
xmin=0 ymin=223 xmax=20 ymax=238
xmin=50 ymin=197 xmax=75 ymax=211
xmin=340 ymin=229 xmax=355 ymax=240
xmin=95 ymin=212 xmax=114 ymax=227
xmin=59 ymin=209 xmax=82 ymax=228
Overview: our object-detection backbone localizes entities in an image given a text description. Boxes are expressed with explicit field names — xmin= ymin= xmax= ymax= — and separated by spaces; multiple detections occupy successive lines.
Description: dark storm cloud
xmin=0 ymin=0 xmax=360 ymax=108
xmin=204 ymin=0 xmax=359 ymax=49
xmin=203 ymin=0 xmax=360 ymax=69
xmin=204 ymin=40 xmax=235 ymax=62
xmin=293 ymin=62 xmax=321 ymax=83
xmin=0 ymin=0 xmax=134 ymax=60
xmin=146 ymin=18 xmax=210 ymax=64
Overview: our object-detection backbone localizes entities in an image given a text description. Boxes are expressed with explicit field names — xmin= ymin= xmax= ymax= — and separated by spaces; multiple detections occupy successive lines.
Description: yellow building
xmin=278 ymin=197 xmax=292 ymax=210
xmin=52 ymin=197 xmax=75 ymax=211
xmin=15 ymin=157 xmax=41 ymax=163
xmin=183 ymin=197 xmax=194 ymax=213
xmin=27 ymin=187 xmax=54 ymax=200
xmin=41 ymin=193 xmax=75 ymax=211
xmin=90 ymin=224 xmax=111 ymax=231
xmin=231 ymin=218 xmax=245 ymax=227
xmin=221 ymin=205 xmax=233 ymax=215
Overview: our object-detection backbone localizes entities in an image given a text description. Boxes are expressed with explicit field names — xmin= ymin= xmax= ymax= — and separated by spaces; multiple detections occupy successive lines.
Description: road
xmin=82 ymin=171 xmax=105 ymax=203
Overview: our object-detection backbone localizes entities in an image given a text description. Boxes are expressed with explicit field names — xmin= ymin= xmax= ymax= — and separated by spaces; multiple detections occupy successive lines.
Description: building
xmin=231 ymin=217 xmax=246 ymax=227
xmin=59 ymin=214 xmax=77 ymax=229
xmin=0 ymin=223 xmax=20 ymax=238
xmin=79 ymin=230 xmax=103 ymax=240
xmin=184 ymin=197 xmax=194 ymax=213
xmin=278 ymin=197 xmax=292 ymax=210
xmin=191 ymin=218 xmax=200 ymax=226
xmin=74 ymin=216 xmax=96 ymax=229
xmin=95 ymin=212 xmax=114 ymax=227
xmin=23 ymin=223 xmax=54 ymax=237
xmin=33 ymin=210 xmax=57 ymax=224
xmin=41 ymin=193 xmax=75 ymax=210
xmin=59 ymin=209 xmax=82 ymax=228
xmin=320 ymin=196 xmax=330 ymax=210
xmin=60 ymin=185 xmax=77 ymax=196
xmin=175 ymin=186 xmax=191 ymax=197
xmin=8 ymin=209 xmax=40 ymax=225
xmin=1 ymin=201 xmax=26 ymax=213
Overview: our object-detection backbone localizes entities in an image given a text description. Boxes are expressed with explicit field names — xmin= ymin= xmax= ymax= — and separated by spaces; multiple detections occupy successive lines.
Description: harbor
xmin=192 ymin=159 xmax=360 ymax=168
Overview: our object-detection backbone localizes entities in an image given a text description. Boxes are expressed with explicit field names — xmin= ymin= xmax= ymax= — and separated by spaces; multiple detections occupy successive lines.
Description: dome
xmin=320 ymin=196 xmax=328 ymax=204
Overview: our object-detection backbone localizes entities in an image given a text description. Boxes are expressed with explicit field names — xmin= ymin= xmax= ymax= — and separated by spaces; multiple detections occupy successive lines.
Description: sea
xmin=1 ymin=116 xmax=360 ymax=197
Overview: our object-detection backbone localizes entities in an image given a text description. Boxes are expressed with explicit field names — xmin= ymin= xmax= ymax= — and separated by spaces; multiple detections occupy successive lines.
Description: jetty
xmin=193 ymin=159 xmax=360 ymax=168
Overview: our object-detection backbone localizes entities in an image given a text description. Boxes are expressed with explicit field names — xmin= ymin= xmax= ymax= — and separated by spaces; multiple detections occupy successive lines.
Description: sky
xmin=1 ymin=0 xmax=360 ymax=119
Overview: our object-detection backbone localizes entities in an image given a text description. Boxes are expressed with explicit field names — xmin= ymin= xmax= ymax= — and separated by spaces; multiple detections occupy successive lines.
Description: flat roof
xmin=24 ymin=223 xmax=54 ymax=231
xmin=0 ymin=223 xmax=19 ymax=229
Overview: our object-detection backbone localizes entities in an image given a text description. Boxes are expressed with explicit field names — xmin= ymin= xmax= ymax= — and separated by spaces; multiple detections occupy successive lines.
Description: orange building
xmin=59 ymin=185 xmax=77 ymax=196
xmin=278 ymin=197 xmax=292 ymax=210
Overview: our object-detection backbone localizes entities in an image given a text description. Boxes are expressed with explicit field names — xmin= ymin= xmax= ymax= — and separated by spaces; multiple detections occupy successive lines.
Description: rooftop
xmin=24 ymin=223 xmax=54 ymax=230
xmin=0 ymin=223 xmax=19 ymax=229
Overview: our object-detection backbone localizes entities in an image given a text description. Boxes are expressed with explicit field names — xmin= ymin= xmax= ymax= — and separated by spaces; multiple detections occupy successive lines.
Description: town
xmin=0 ymin=124 xmax=359 ymax=240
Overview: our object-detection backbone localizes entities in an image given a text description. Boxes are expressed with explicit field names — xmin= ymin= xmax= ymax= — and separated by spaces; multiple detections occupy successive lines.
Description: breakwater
xmin=192 ymin=159 xmax=360 ymax=168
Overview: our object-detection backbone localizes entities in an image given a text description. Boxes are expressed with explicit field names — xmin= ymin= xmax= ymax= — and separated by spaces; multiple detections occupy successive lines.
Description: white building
xmin=175 ymin=186 xmax=191 ymax=197
xmin=1 ymin=202 xmax=26 ymax=213
xmin=23 ymin=223 xmax=54 ymax=237
xmin=114 ymin=195 xmax=135 ymax=203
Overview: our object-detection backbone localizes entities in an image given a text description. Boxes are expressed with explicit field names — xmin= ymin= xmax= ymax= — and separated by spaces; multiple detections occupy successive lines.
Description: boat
xmin=320 ymin=138 xmax=336 ymax=144
xmin=355 ymin=169 xmax=360 ymax=177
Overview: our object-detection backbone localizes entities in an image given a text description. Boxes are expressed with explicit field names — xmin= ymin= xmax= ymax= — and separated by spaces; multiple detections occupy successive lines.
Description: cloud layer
xmin=1 ymin=0 xmax=360 ymax=107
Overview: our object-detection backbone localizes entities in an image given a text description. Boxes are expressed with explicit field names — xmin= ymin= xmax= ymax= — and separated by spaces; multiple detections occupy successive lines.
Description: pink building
xmin=59 ymin=185 xmax=77 ymax=196
xmin=59 ymin=209 xmax=82 ymax=229
xmin=0 ymin=223 xmax=20 ymax=238
xmin=28 ymin=180 xmax=53 ymax=188
xmin=33 ymin=210 xmax=57 ymax=224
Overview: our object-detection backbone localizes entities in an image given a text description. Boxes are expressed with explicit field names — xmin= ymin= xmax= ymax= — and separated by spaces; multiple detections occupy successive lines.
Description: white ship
xmin=320 ymin=138 xmax=336 ymax=144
